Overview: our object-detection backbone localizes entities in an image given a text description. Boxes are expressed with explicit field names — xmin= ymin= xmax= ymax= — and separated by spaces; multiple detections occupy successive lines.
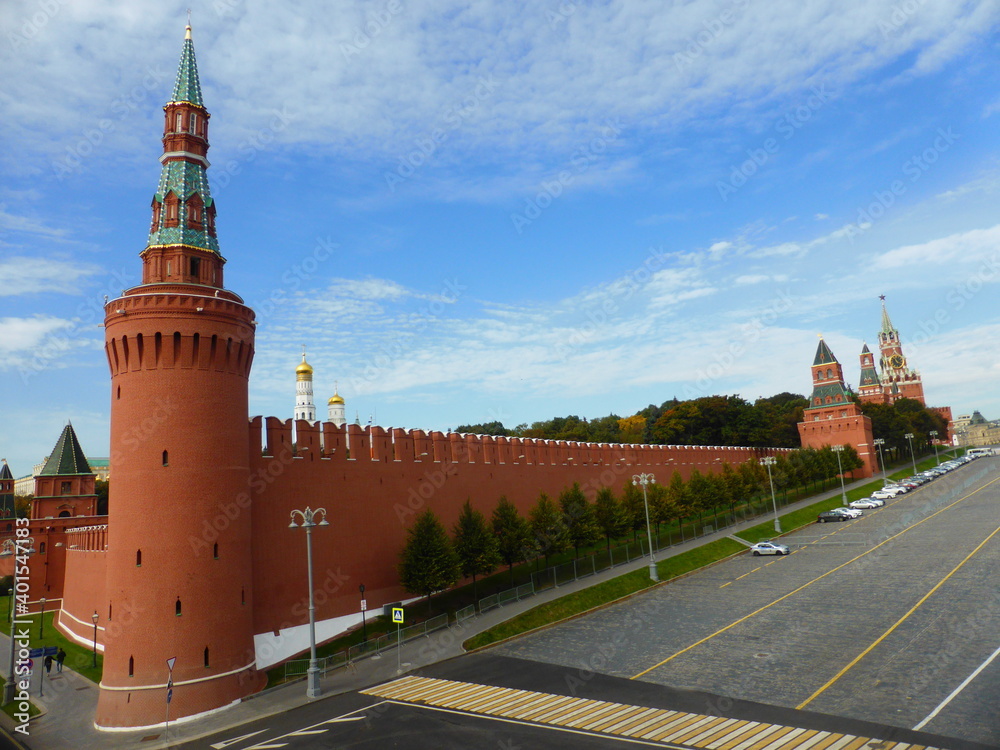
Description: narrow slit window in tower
xmin=204 ymin=647 xmax=209 ymax=668
xmin=175 ymin=599 xmax=182 ymax=616
xmin=129 ymin=656 xmax=134 ymax=677
xmin=213 ymin=542 xmax=218 ymax=559
xmin=136 ymin=549 xmax=141 ymax=566
xmin=162 ymin=450 xmax=169 ymax=466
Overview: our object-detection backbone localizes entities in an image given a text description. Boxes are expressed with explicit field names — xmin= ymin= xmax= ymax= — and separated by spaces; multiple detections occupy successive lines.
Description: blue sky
xmin=2 ymin=0 xmax=999 ymax=475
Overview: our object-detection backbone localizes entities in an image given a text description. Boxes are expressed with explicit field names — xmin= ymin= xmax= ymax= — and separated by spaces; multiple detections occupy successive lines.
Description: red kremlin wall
xmin=235 ymin=417 xmax=784 ymax=653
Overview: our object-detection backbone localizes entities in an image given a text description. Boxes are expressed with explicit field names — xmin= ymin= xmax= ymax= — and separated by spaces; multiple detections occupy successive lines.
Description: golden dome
xmin=296 ymin=349 xmax=313 ymax=381
xmin=328 ymin=393 xmax=345 ymax=405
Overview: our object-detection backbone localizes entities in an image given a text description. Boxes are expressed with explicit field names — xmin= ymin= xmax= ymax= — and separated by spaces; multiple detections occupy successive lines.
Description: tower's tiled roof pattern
xmin=812 ymin=338 xmax=837 ymax=366
xmin=0 ymin=461 xmax=12 ymax=481
xmin=149 ymin=160 xmax=219 ymax=253
xmin=170 ymin=30 xmax=204 ymax=106
xmin=39 ymin=424 xmax=93 ymax=476
xmin=859 ymin=363 xmax=880 ymax=387
xmin=880 ymin=301 xmax=895 ymax=335
xmin=806 ymin=382 xmax=852 ymax=409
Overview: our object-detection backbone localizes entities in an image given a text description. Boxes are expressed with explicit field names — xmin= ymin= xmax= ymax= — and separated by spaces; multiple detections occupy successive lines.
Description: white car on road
xmin=750 ymin=541 xmax=790 ymax=556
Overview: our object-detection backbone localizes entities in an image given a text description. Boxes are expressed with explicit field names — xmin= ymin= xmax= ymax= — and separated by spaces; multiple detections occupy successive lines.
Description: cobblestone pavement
xmin=496 ymin=461 xmax=1000 ymax=746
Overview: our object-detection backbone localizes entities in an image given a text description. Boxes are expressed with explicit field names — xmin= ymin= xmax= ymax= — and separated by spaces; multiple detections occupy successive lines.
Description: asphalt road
xmin=496 ymin=459 xmax=1000 ymax=746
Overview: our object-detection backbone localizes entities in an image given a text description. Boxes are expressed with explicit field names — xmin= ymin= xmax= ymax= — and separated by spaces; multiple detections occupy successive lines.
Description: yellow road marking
xmin=797 ymin=521 xmax=1000 ymax=709
xmin=631 ymin=476 xmax=1000 ymax=679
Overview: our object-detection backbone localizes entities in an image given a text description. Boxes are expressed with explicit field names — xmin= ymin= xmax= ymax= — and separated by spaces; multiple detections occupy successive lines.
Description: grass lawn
xmin=463 ymin=538 xmax=745 ymax=651
xmin=0 ymin=606 xmax=103 ymax=684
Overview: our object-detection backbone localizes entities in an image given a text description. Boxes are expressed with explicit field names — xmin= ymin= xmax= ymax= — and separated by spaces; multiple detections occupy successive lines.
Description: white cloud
xmin=0 ymin=257 xmax=100 ymax=296
xmin=3 ymin=0 xmax=998 ymax=196
xmin=872 ymin=225 xmax=1000 ymax=271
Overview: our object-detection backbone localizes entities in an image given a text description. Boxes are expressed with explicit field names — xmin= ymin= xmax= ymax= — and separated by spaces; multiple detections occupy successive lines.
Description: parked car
xmin=850 ymin=499 xmax=880 ymax=509
xmin=750 ymin=541 xmax=790 ymax=556
xmin=871 ymin=489 xmax=897 ymax=500
xmin=818 ymin=510 xmax=851 ymax=523
xmin=883 ymin=484 xmax=908 ymax=494
xmin=832 ymin=507 xmax=863 ymax=518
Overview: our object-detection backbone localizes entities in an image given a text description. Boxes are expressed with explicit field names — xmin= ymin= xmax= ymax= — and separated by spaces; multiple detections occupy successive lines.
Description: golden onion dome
xmin=295 ymin=350 xmax=313 ymax=381
xmin=328 ymin=393 xmax=345 ymax=405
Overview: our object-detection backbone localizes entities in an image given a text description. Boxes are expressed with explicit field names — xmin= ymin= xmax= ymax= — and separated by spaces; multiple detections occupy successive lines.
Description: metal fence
xmin=478 ymin=582 xmax=535 ymax=614
xmin=283 ymin=612 xmax=451 ymax=681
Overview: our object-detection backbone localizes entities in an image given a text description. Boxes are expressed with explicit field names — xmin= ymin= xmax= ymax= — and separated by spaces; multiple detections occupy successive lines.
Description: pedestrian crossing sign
xmin=391 ymin=607 xmax=404 ymax=624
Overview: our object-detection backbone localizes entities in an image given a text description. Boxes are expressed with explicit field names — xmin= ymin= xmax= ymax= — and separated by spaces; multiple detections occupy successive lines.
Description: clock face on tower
xmin=889 ymin=354 xmax=904 ymax=368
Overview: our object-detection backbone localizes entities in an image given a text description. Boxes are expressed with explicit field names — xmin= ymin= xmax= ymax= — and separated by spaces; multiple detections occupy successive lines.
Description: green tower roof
xmin=880 ymin=298 xmax=896 ymax=335
xmin=170 ymin=25 xmax=204 ymax=106
xmin=39 ymin=424 xmax=93 ymax=476
xmin=0 ymin=461 xmax=12 ymax=481
xmin=812 ymin=337 xmax=838 ymax=366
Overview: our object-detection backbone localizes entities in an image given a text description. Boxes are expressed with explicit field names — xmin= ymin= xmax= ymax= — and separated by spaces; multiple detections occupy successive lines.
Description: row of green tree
xmin=398 ymin=444 xmax=864 ymax=611
xmin=455 ymin=392 xmax=948 ymax=452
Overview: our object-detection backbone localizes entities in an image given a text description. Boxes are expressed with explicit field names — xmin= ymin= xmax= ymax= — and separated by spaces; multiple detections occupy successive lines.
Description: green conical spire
xmin=812 ymin=337 xmax=837 ymax=366
xmin=879 ymin=296 xmax=895 ymax=335
xmin=39 ymin=423 xmax=92 ymax=476
xmin=170 ymin=25 xmax=204 ymax=106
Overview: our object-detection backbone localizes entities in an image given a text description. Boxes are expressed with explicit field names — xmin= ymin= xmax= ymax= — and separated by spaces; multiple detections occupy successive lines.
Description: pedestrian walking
xmin=56 ymin=648 xmax=66 ymax=673
xmin=44 ymin=654 xmax=53 ymax=675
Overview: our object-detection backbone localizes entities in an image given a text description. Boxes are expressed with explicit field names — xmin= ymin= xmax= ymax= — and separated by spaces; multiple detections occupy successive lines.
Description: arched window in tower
xmin=175 ymin=598 xmax=182 ymax=616
xmin=129 ymin=656 xmax=134 ymax=677
xmin=136 ymin=549 xmax=141 ymax=566
xmin=204 ymin=647 xmax=210 ymax=667
xmin=189 ymin=112 xmax=198 ymax=134
xmin=162 ymin=450 xmax=169 ymax=467
xmin=190 ymin=256 xmax=201 ymax=280
xmin=175 ymin=112 xmax=183 ymax=132
xmin=39 ymin=542 xmax=46 ymax=554
xmin=164 ymin=194 xmax=179 ymax=227
xmin=826 ymin=368 xmax=832 ymax=379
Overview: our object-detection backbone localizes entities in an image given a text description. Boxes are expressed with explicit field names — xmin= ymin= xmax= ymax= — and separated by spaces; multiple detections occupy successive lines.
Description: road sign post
xmin=391 ymin=607 xmax=404 ymax=673
xmin=165 ymin=656 xmax=176 ymax=736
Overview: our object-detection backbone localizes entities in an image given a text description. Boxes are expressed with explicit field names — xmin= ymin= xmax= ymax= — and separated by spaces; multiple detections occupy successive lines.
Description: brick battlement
xmin=253 ymin=416 xmax=779 ymax=473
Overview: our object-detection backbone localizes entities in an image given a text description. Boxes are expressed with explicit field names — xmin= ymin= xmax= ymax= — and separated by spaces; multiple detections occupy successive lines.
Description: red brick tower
xmin=797 ymin=338 xmax=876 ymax=477
xmin=872 ymin=296 xmax=925 ymax=405
xmin=31 ymin=423 xmax=97 ymax=519
xmin=856 ymin=343 xmax=887 ymax=404
xmin=98 ymin=25 xmax=262 ymax=729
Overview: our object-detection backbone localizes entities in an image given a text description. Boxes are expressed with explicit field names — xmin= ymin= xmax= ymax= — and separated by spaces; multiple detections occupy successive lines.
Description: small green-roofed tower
xmin=805 ymin=337 xmax=852 ymax=410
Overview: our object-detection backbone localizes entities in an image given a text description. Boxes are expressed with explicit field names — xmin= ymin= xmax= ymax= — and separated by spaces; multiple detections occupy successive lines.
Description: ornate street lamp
xmin=289 ymin=506 xmax=329 ymax=698
xmin=904 ymin=432 xmax=917 ymax=475
xmin=873 ymin=438 xmax=886 ymax=485
xmin=2 ymin=539 xmax=33 ymax=705
xmin=762 ymin=457 xmax=781 ymax=533
xmin=831 ymin=445 xmax=848 ymax=506
xmin=631 ymin=474 xmax=658 ymax=582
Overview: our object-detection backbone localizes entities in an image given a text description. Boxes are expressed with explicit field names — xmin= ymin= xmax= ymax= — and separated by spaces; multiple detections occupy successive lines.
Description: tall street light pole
xmin=929 ymin=430 xmax=940 ymax=465
xmin=39 ymin=598 xmax=46 ymax=640
xmin=631 ymin=474 xmax=658 ymax=582
xmin=905 ymin=432 xmax=917 ymax=476
xmin=2 ymin=539 xmax=33 ymax=705
xmin=762 ymin=457 xmax=781 ymax=534
xmin=873 ymin=438 xmax=886 ymax=485
xmin=831 ymin=445 xmax=848 ymax=506
xmin=289 ymin=506 xmax=329 ymax=699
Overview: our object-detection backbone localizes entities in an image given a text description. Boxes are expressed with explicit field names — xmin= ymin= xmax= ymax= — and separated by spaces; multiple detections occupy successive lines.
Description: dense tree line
xmin=397 ymin=444 xmax=864 ymax=609
xmin=456 ymin=393 xmax=808 ymax=448
xmin=456 ymin=392 xmax=949 ymax=454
